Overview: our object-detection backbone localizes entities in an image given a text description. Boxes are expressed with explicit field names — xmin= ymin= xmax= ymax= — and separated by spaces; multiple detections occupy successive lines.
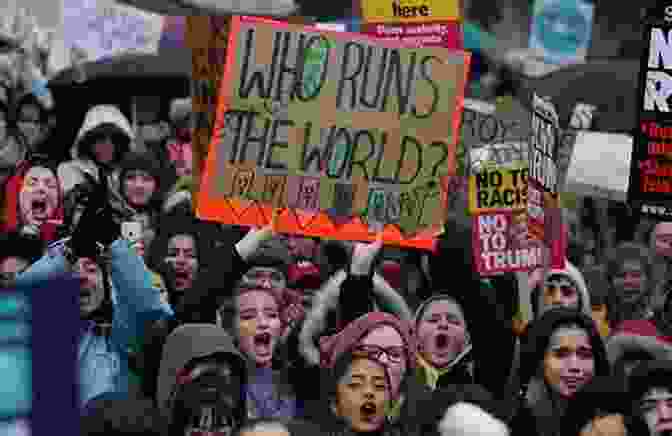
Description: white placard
xmin=61 ymin=0 xmax=164 ymax=64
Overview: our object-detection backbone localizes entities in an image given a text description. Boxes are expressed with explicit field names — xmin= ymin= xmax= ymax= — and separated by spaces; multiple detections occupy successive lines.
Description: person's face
xmin=579 ymin=414 xmax=627 ymax=436
xmin=123 ymin=170 xmax=157 ymax=208
xmin=90 ymin=133 xmax=119 ymax=164
xmin=612 ymin=260 xmax=647 ymax=305
xmin=235 ymin=291 xmax=282 ymax=368
xmin=416 ymin=299 xmax=467 ymax=369
xmin=165 ymin=235 xmax=198 ymax=291
xmin=242 ymin=267 xmax=286 ymax=290
xmin=655 ymin=223 xmax=672 ymax=258
xmin=0 ymin=256 xmax=29 ymax=288
xmin=640 ymin=387 xmax=672 ymax=436
xmin=359 ymin=325 xmax=407 ymax=399
xmin=541 ymin=275 xmax=580 ymax=314
xmin=178 ymin=358 xmax=242 ymax=436
xmin=333 ymin=358 xmax=389 ymax=433
xmin=17 ymin=103 xmax=47 ymax=149
xmin=543 ymin=327 xmax=595 ymax=398
xmin=75 ymin=257 xmax=104 ymax=317
xmin=18 ymin=166 xmax=59 ymax=227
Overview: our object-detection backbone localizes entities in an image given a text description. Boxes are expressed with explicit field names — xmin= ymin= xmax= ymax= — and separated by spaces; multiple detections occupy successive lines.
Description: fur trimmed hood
xmin=298 ymin=270 xmax=413 ymax=366
xmin=606 ymin=330 xmax=672 ymax=365
xmin=529 ymin=261 xmax=591 ymax=319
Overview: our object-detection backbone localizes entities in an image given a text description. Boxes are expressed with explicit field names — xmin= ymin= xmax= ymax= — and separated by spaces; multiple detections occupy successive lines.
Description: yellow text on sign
xmin=469 ymin=166 xmax=528 ymax=214
xmin=361 ymin=0 xmax=461 ymax=23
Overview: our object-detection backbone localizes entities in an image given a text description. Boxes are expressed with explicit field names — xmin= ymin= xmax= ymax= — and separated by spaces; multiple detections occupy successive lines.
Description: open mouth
xmin=254 ymin=332 xmax=271 ymax=347
xmin=360 ymin=402 xmax=377 ymax=420
xmin=561 ymin=377 xmax=584 ymax=390
xmin=31 ymin=199 xmax=48 ymax=217
xmin=435 ymin=333 xmax=449 ymax=349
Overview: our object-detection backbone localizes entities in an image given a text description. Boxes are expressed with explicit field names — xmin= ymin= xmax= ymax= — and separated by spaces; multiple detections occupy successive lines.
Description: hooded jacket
xmin=15 ymin=238 xmax=172 ymax=408
xmin=529 ymin=262 xmax=592 ymax=320
xmin=510 ymin=308 xmax=610 ymax=436
xmin=413 ymin=295 xmax=475 ymax=391
xmin=57 ymin=105 xmax=136 ymax=214
xmin=156 ymin=324 xmax=248 ymax=434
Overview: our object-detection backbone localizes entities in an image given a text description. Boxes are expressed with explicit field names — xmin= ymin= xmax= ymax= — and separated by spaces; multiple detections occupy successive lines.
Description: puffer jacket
xmin=15 ymin=238 xmax=173 ymax=408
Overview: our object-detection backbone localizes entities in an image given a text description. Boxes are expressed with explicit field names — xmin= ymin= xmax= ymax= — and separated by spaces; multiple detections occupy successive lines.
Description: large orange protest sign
xmin=196 ymin=15 xmax=470 ymax=249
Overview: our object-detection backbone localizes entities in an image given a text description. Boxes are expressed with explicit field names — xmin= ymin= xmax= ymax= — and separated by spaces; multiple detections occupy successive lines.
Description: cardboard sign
xmin=196 ymin=16 xmax=470 ymax=249
xmin=468 ymin=165 xmax=528 ymax=214
xmin=472 ymin=211 xmax=566 ymax=275
xmin=628 ymin=13 xmax=672 ymax=218
xmin=528 ymin=94 xmax=562 ymax=261
xmin=360 ymin=21 xmax=462 ymax=49
xmin=529 ymin=0 xmax=594 ymax=65
xmin=360 ymin=0 xmax=460 ymax=24
xmin=61 ymin=0 xmax=164 ymax=63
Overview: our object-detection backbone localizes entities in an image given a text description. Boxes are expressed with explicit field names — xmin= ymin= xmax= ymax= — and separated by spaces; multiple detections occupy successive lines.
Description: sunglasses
xmin=352 ymin=344 xmax=407 ymax=364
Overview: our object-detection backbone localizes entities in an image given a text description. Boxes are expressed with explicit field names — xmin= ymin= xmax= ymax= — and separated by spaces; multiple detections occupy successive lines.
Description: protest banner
xmin=468 ymin=164 xmax=528 ymax=214
xmin=196 ymin=15 xmax=470 ymax=249
xmin=359 ymin=0 xmax=460 ymax=24
xmin=472 ymin=211 xmax=566 ymax=275
xmin=61 ymin=0 xmax=164 ymax=63
xmin=529 ymin=0 xmax=594 ymax=65
xmin=528 ymin=93 xmax=564 ymax=269
xmin=628 ymin=6 xmax=672 ymax=219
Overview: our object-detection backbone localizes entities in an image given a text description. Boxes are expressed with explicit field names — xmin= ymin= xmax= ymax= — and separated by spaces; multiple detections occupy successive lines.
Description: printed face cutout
xmin=541 ymin=275 xmax=580 ymax=314
xmin=579 ymin=414 xmax=627 ymax=436
xmin=18 ymin=165 xmax=59 ymax=228
xmin=123 ymin=170 xmax=157 ymax=208
xmin=165 ymin=234 xmax=198 ymax=291
xmin=75 ymin=257 xmax=104 ymax=317
xmin=0 ymin=256 xmax=30 ymax=288
xmin=359 ymin=325 xmax=407 ymax=400
xmin=416 ymin=299 xmax=467 ymax=369
xmin=333 ymin=358 xmax=389 ymax=433
xmin=655 ymin=222 xmax=672 ymax=258
xmin=241 ymin=267 xmax=286 ymax=291
xmin=543 ymin=326 xmax=595 ymax=398
xmin=179 ymin=358 xmax=242 ymax=436
xmin=612 ymin=260 xmax=647 ymax=305
xmin=640 ymin=387 xmax=672 ymax=436
xmin=235 ymin=290 xmax=282 ymax=368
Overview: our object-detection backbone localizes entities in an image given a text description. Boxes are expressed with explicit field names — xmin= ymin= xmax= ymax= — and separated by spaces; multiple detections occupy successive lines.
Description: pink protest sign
xmin=360 ymin=21 xmax=462 ymax=49
xmin=472 ymin=211 xmax=565 ymax=275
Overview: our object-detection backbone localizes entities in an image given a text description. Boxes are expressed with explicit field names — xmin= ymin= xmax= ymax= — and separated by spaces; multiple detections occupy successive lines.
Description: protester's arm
xmin=338 ymin=237 xmax=383 ymax=327
xmin=108 ymin=239 xmax=174 ymax=353
xmin=14 ymin=240 xmax=71 ymax=286
xmin=173 ymin=225 xmax=274 ymax=324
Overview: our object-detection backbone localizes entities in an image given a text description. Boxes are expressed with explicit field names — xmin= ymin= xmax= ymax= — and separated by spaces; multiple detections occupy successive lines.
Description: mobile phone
xmin=122 ymin=221 xmax=143 ymax=243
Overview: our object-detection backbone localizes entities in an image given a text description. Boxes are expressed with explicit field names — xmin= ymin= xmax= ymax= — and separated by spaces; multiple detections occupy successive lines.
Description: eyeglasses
xmin=352 ymin=344 xmax=406 ymax=364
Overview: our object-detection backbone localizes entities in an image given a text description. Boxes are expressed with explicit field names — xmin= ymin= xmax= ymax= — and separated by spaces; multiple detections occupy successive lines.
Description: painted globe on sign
xmin=534 ymin=1 xmax=589 ymax=56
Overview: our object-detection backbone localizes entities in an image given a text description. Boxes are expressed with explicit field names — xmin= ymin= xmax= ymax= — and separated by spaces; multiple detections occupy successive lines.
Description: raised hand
xmin=234 ymin=211 xmax=278 ymax=261
xmin=350 ymin=234 xmax=383 ymax=276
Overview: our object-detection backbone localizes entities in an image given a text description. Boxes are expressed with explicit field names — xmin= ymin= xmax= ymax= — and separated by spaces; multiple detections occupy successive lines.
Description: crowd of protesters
xmin=3 ymin=24 xmax=672 ymax=436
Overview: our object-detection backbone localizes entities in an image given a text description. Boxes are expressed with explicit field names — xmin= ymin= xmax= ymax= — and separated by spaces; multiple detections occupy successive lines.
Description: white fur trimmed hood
xmin=298 ymin=270 xmax=413 ymax=366
xmin=529 ymin=260 xmax=592 ymax=319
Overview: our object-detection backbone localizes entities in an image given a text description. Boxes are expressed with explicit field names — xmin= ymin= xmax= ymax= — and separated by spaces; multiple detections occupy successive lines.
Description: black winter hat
xmin=81 ymin=393 xmax=164 ymax=436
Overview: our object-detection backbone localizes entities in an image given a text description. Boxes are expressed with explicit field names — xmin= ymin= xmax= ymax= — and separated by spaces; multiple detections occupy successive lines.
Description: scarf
xmin=415 ymin=354 xmax=455 ymax=391
xmin=386 ymin=394 xmax=404 ymax=423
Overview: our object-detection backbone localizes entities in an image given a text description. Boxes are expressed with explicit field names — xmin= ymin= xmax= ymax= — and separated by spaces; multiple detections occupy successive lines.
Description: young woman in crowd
xmin=1 ymin=157 xmax=64 ymax=241
xmin=509 ymin=308 xmax=611 ymax=436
